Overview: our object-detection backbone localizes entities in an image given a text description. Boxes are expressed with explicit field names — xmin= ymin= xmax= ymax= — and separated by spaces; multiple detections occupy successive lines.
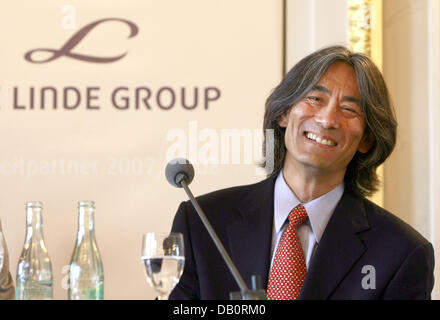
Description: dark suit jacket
xmin=169 ymin=175 xmax=435 ymax=300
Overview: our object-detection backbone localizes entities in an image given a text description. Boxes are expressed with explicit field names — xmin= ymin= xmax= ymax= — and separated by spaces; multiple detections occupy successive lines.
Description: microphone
xmin=165 ymin=158 xmax=266 ymax=300
xmin=165 ymin=158 xmax=194 ymax=188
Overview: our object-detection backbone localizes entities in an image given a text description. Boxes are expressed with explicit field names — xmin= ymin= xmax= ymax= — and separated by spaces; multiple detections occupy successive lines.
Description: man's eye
xmin=306 ymin=96 xmax=322 ymax=102
xmin=341 ymin=106 xmax=360 ymax=116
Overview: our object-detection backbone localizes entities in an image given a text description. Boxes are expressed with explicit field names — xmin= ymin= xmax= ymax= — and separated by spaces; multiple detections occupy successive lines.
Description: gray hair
xmin=262 ymin=45 xmax=397 ymax=197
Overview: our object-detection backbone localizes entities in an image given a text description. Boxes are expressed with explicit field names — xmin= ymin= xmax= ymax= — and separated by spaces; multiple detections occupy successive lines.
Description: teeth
xmin=306 ymin=132 xmax=336 ymax=146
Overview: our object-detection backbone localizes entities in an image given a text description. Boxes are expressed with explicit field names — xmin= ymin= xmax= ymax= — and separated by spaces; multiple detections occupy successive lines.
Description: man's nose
xmin=315 ymin=101 xmax=340 ymax=129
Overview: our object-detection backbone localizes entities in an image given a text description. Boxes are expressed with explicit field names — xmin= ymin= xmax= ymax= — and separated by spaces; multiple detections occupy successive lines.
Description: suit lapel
xmin=226 ymin=175 xmax=277 ymax=290
xmin=224 ymin=176 xmax=371 ymax=298
xmin=299 ymin=190 xmax=370 ymax=300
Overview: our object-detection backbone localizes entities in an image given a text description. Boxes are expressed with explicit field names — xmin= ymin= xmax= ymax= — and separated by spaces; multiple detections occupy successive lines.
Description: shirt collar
xmin=274 ymin=170 xmax=344 ymax=243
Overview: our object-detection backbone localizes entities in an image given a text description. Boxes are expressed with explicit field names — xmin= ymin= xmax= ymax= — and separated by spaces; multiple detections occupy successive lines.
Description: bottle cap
xmin=78 ymin=200 xmax=95 ymax=208
xmin=26 ymin=201 xmax=43 ymax=208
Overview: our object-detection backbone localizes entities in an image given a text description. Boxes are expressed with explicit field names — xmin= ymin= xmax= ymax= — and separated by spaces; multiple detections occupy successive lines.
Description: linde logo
xmin=24 ymin=18 xmax=139 ymax=64
xmin=12 ymin=18 xmax=221 ymax=111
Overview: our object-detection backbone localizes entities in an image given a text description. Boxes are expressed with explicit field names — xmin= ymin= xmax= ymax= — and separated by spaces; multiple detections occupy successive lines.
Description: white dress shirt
xmin=270 ymin=171 xmax=344 ymax=270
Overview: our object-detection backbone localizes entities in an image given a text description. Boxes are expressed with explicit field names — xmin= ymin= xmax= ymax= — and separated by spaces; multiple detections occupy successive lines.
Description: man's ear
xmin=358 ymin=131 xmax=374 ymax=154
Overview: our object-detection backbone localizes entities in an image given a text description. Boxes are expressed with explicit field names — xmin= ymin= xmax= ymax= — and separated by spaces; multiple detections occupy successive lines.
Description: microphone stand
xmin=179 ymin=177 xmax=266 ymax=300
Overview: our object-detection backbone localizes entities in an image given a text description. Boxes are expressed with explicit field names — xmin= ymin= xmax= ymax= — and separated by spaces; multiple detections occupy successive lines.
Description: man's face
xmin=279 ymin=62 xmax=372 ymax=176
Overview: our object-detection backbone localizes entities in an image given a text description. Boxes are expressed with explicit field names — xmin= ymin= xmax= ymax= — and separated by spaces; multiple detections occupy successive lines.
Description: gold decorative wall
xmin=349 ymin=0 xmax=373 ymax=56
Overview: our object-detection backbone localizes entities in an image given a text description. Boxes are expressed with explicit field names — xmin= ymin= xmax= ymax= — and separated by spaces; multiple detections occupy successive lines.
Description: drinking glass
xmin=141 ymin=232 xmax=184 ymax=300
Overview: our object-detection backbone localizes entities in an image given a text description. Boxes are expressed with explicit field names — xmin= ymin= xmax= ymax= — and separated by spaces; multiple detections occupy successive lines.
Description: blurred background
xmin=0 ymin=0 xmax=438 ymax=299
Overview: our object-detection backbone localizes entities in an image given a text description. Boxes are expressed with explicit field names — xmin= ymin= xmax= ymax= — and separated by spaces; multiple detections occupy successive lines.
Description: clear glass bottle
xmin=16 ymin=201 xmax=53 ymax=300
xmin=68 ymin=201 xmax=104 ymax=300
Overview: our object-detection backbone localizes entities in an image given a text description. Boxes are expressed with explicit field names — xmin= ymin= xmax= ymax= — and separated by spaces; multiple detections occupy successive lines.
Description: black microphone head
xmin=165 ymin=158 xmax=195 ymax=188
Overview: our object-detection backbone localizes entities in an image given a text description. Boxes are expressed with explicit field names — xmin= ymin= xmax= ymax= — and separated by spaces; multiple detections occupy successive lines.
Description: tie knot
xmin=288 ymin=204 xmax=308 ymax=227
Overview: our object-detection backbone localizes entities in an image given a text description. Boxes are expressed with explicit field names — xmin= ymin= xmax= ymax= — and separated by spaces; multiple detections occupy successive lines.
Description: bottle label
xmin=69 ymin=282 xmax=104 ymax=300
xmin=16 ymin=281 xmax=53 ymax=300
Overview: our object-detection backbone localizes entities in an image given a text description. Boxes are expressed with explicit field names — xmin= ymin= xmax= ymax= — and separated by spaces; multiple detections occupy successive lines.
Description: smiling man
xmin=169 ymin=46 xmax=435 ymax=300
xmin=278 ymin=62 xmax=372 ymax=204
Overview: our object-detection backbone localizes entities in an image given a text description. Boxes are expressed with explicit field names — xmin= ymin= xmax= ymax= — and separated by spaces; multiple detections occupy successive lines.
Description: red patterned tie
xmin=267 ymin=204 xmax=308 ymax=300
